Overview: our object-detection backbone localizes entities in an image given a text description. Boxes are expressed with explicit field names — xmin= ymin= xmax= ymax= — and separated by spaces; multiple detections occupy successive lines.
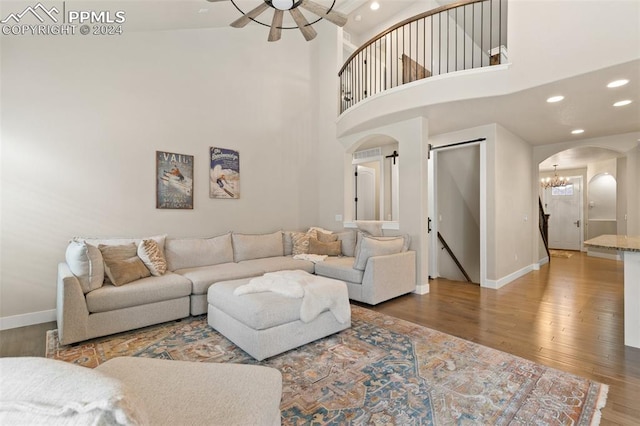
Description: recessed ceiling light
xmin=571 ymin=129 xmax=584 ymax=134
xmin=546 ymin=95 xmax=564 ymax=103
xmin=198 ymin=8 xmax=208 ymax=13
xmin=613 ymin=100 xmax=632 ymax=107
xmin=607 ymin=79 xmax=629 ymax=88
xmin=370 ymin=1 xmax=380 ymax=11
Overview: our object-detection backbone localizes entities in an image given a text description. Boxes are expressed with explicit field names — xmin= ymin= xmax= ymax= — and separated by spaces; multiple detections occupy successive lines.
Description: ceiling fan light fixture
xmin=272 ymin=0 xmax=294 ymax=10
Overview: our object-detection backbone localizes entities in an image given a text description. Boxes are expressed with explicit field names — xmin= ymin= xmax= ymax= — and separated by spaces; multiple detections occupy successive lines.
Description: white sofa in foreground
xmin=0 ymin=356 xmax=283 ymax=426
xmin=58 ymin=229 xmax=416 ymax=345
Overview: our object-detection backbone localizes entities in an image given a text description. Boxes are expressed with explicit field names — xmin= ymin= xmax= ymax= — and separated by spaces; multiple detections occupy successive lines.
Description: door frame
xmin=428 ymin=141 xmax=487 ymax=286
xmin=542 ymin=175 xmax=584 ymax=251
xmin=353 ymin=155 xmax=384 ymax=221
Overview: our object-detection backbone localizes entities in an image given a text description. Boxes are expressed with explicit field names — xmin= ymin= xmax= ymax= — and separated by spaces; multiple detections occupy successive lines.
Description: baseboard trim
xmin=414 ymin=283 xmax=430 ymax=295
xmin=587 ymin=251 xmax=622 ymax=261
xmin=0 ymin=309 xmax=56 ymax=331
xmin=534 ymin=257 xmax=549 ymax=270
xmin=482 ymin=264 xmax=534 ymax=289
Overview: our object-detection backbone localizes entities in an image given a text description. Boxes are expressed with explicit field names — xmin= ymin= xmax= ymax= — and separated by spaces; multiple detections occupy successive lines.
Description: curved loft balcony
xmin=338 ymin=0 xmax=508 ymax=114
xmin=336 ymin=0 xmax=639 ymax=143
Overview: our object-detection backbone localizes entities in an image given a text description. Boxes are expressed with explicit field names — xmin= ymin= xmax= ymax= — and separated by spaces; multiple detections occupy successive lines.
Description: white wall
xmin=0 ymin=27 xmax=328 ymax=321
xmin=313 ymin=22 xmax=345 ymax=231
xmin=494 ymin=124 xmax=533 ymax=282
xmin=626 ymin=144 xmax=640 ymax=235
xmin=339 ymin=117 xmax=430 ymax=293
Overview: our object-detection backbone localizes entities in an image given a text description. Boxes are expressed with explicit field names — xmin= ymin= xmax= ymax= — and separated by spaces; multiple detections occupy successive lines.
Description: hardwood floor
xmin=1 ymin=252 xmax=638 ymax=424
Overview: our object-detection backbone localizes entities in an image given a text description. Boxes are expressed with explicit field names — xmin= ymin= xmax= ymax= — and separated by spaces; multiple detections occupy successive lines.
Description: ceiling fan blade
xmin=230 ymin=2 xmax=270 ymax=28
xmin=289 ymin=8 xmax=317 ymax=41
xmin=268 ymin=10 xmax=284 ymax=42
xmin=300 ymin=0 xmax=348 ymax=27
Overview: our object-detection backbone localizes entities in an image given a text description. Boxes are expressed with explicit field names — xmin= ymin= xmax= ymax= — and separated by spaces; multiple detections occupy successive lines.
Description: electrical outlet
xmin=335 ymin=214 xmax=343 ymax=222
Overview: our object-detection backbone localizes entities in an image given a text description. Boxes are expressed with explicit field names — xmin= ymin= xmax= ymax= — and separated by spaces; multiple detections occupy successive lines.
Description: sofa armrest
xmin=57 ymin=262 xmax=90 ymax=345
xmin=361 ymin=251 xmax=416 ymax=305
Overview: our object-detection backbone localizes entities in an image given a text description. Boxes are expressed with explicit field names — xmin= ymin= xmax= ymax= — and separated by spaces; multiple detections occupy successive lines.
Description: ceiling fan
xmin=206 ymin=0 xmax=348 ymax=42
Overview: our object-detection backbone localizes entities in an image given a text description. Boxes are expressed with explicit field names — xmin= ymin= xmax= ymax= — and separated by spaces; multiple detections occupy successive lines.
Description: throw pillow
xmin=291 ymin=232 xmax=311 ymax=255
xmin=334 ymin=230 xmax=357 ymax=257
xmin=308 ymin=237 xmax=342 ymax=256
xmin=137 ymin=239 xmax=167 ymax=276
xmin=99 ymin=243 xmax=151 ymax=286
xmin=65 ymin=241 xmax=104 ymax=294
xmin=353 ymin=235 xmax=406 ymax=270
xmin=316 ymin=231 xmax=338 ymax=243
xmin=354 ymin=220 xmax=384 ymax=236
xmin=283 ymin=231 xmax=293 ymax=256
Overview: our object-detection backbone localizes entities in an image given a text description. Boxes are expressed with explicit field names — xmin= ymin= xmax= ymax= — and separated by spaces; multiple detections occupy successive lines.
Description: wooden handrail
xmin=539 ymin=197 xmax=551 ymax=260
xmin=338 ymin=0 xmax=485 ymax=76
xmin=437 ymin=232 xmax=473 ymax=283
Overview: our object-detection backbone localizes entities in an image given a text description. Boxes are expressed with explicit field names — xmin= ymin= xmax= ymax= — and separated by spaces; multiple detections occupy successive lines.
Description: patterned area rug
xmin=550 ymin=250 xmax=575 ymax=258
xmin=46 ymin=306 xmax=608 ymax=425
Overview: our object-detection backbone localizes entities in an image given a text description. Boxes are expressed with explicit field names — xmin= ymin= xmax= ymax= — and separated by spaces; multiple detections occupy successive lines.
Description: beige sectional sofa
xmin=57 ymin=229 xmax=416 ymax=345
xmin=1 ymin=356 xmax=283 ymax=425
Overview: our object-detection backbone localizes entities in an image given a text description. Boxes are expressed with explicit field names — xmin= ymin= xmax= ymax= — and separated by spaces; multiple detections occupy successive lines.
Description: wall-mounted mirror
xmin=353 ymin=140 xmax=399 ymax=221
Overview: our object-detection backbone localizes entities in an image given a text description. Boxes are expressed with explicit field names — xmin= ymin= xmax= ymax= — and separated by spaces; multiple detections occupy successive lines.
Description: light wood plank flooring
xmin=1 ymin=252 xmax=638 ymax=424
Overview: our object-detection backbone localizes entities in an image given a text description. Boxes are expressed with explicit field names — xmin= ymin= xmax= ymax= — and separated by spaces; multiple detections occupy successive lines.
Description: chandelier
xmin=540 ymin=165 xmax=567 ymax=189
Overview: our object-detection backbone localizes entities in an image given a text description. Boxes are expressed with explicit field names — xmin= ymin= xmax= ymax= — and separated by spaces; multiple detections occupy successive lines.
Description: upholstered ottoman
xmin=207 ymin=272 xmax=351 ymax=361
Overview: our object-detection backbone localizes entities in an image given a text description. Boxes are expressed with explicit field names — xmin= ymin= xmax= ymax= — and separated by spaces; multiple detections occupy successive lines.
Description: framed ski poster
xmin=156 ymin=151 xmax=194 ymax=209
xmin=210 ymin=147 xmax=239 ymax=199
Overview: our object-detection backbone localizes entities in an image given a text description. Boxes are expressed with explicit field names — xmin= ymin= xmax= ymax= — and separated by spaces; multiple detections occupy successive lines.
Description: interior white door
xmin=545 ymin=177 xmax=582 ymax=251
xmin=357 ymin=165 xmax=376 ymax=220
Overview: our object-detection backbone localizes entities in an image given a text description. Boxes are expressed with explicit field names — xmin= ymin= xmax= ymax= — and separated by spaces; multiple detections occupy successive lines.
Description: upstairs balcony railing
xmin=338 ymin=0 xmax=507 ymax=114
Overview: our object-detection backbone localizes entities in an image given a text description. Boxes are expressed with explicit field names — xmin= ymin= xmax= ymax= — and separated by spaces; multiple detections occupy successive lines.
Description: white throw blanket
xmin=233 ymin=270 xmax=351 ymax=324
xmin=292 ymin=254 xmax=327 ymax=263
xmin=0 ymin=357 xmax=147 ymax=425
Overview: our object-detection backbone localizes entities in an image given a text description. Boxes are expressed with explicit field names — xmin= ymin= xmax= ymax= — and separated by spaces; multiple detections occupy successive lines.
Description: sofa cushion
xmin=176 ymin=262 xmax=265 ymax=295
xmin=99 ymin=243 xmax=151 ymax=286
xmin=137 ymin=239 xmax=167 ymax=276
xmin=78 ymin=235 xmax=167 ymax=254
xmin=238 ymin=256 xmax=315 ymax=275
xmin=165 ymin=233 xmax=233 ymax=271
xmin=65 ymin=241 xmax=104 ymax=294
xmin=335 ymin=230 xmax=357 ymax=257
xmin=314 ymin=256 xmax=364 ymax=284
xmin=96 ymin=357 xmax=282 ymax=426
xmin=0 ymin=357 xmax=147 ymax=426
xmin=208 ymin=279 xmax=303 ymax=330
xmin=86 ymin=273 xmax=191 ymax=313
xmin=232 ymin=231 xmax=284 ymax=262
xmin=353 ymin=235 xmax=406 ymax=271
